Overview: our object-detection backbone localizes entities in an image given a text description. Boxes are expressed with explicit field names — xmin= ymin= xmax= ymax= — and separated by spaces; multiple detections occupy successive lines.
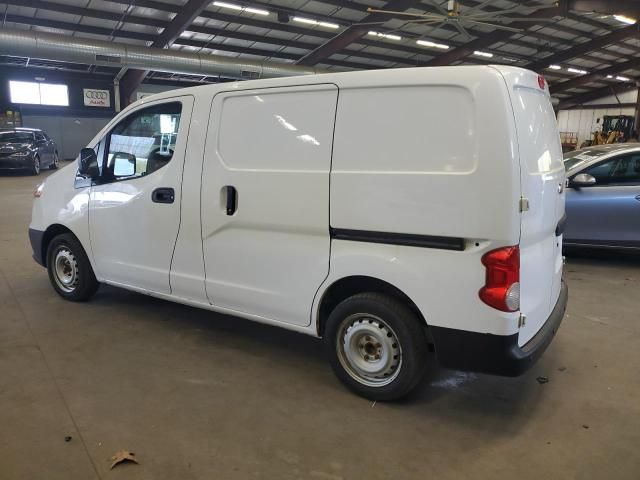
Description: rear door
xmin=501 ymin=69 xmax=565 ymax=346
xmin=201 ymin=84 xmax=337 ymax=326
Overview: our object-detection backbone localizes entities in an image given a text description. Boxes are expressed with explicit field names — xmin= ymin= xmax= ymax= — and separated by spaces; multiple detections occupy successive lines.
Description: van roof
xmin=130 ymin=65 xmax=538 ymax=110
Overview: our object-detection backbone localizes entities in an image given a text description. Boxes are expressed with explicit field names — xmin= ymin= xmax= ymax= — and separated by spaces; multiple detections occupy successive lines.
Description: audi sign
xmin=83 ymin=89 xmax=110 ymax=107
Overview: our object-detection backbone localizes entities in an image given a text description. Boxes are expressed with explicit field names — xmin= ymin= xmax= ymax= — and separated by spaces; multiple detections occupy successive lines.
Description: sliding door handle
xmin=225 ymin=186 xmax=237 ymax=215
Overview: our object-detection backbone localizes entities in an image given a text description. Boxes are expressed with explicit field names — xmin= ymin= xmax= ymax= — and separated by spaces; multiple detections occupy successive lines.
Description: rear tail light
xmin=479 ymin=246 xmax=520 ymax=312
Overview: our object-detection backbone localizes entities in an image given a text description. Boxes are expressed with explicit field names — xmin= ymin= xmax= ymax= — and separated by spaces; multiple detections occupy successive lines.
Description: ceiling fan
xmin=358 ymin=0 xmax=558 ymax=38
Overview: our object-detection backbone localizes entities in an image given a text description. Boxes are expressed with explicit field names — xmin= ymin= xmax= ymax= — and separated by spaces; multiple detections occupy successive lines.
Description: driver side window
xmin=584 ymin=154 xmax=640 ymax=186
xmin=104 ymin=101 xmax=182 ymax=181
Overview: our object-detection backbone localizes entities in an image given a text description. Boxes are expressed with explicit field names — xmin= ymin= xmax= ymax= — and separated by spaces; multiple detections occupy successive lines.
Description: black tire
xmin=324 ymin=292 xmax=428 ymax=401
xmin=30 ymin=155 xmax=41 ymax=176
xmin=49 ymin=151 xmax=59 ymax=170
xmin=46 ymin=233 xmax=99 ymax=301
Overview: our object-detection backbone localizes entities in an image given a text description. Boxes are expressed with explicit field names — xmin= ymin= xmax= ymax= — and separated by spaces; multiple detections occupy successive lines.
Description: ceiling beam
xmin=100 ymin=0 xmax=633 ymax=67
xmin=551 ymin=58 xmax=640 ymax=95
xmin=119 ymin=0 xmax=215 ymax=106
xmin=0 ymin=13 xmax=427 ymax=71
xmin=3 ymin=0 xmax=421 ymax=67
xmin=568 ymin=0 xmax=640 ymax=18
xmin=557 ymin=83 xmax=637 ymax=109
xmin=424 ymin=5 xmax=562 ymax=66
xmin=295 ymin=0 xmax=416 ymax=66
xmin=526 ymin=24 xmax=640 ymax=72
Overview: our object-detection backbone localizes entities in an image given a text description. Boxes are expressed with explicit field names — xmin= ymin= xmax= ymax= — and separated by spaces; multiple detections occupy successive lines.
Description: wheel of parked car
xmin=324 ymin=293 xmax=428 ymax=401
xmin=30 ymin=155 xmax=40 ymax=176
xmin=50 ymin=151 xmax=59 ymax=170
xmin=46 ymin=233 xmax=99 ymax=301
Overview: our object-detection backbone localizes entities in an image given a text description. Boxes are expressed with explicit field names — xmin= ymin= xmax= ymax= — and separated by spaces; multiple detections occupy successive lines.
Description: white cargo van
xmin=29 ymin=66 xmax=567 ymax=400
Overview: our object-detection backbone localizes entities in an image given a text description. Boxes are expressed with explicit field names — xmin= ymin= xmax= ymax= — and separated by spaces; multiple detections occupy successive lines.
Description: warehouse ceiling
xmin=1 ymin=0 xmax=639 ymax=107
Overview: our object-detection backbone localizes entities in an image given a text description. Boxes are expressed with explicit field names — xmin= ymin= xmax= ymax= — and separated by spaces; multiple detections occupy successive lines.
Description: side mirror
xmin=78 ymin=148 xmax=99 ymax=179
xmin=570 ymin=173 xmax=597 ymax=188
xmin=112 ymin=152 xmax=137 ymax=177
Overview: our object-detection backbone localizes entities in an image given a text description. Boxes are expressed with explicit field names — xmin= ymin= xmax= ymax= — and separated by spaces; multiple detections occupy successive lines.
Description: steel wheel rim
xmin=336 ymin=313 xmax=402 ymax=387
xmin=34 ymin=157 xmax=40 ymax=174
xmin=53 ymin=247 xmax=79 ymax=293
xmin=53 ymin=153 xmax=59 ymax=167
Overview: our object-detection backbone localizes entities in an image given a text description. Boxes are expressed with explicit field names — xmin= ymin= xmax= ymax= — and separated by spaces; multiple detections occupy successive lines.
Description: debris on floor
xmin=110 ymin=450 xmax=139 ymax=470
xmin=64 ymin=436 xmax=72 ymax=442
xmin=536 ymin=376 xmax=549 ymax=384
xmin=558 ymin=366 xmax=567 ymax=372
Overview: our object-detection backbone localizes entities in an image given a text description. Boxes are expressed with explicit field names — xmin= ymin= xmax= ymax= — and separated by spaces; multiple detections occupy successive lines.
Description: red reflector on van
xmin=479 ymin=246 xmax=520 ymax=312
xmin=538 ymin=75 xmax=546 ymax=89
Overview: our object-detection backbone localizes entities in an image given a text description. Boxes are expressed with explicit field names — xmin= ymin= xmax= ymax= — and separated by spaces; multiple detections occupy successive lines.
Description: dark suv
xmin=0 ymin=128 xmax=59 ymax=175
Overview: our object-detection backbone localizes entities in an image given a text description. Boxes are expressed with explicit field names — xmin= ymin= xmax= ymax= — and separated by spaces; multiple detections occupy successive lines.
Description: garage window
xmin=9 ymin=80 xmax=69 ymax=106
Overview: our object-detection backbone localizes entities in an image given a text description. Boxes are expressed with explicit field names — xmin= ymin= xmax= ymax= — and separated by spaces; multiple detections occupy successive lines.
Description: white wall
xmin=557 ymin=89 xmax=637 ymax=147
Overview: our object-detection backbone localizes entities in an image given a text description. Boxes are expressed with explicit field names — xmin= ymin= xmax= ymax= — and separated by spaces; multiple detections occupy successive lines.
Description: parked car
xmin=28 ymin=66 xmax=567 ymax=400
xmin=564 ymin=144 xmax=640 ymax=250
xmin=0 ymin=128 xmax=59 ymax=175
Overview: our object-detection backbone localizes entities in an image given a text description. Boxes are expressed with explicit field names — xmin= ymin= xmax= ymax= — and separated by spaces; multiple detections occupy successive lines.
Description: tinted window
xmin=0 ymin=131 xmax=33 ymax=143
xmin=104 ymin=102 xmax=182 ymax=181
xmin=35 ymin=132 xmax=46 ymax=142
xmin=584 ymin=154 xmax=640 ymax=185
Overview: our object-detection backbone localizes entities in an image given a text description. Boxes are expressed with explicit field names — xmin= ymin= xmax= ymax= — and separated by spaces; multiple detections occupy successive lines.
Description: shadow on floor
xmin=87 ymin=283 xmax=544 ymax=432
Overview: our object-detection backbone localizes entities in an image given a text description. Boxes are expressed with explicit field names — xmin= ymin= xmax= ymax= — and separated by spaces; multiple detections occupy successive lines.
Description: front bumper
xmin=0 ymin=155 xmax=32 ymax=170
xmin=29 ymin=228 xmax=46 ymax=267
xmin=431 ymin=281 xmax=568 ymax=376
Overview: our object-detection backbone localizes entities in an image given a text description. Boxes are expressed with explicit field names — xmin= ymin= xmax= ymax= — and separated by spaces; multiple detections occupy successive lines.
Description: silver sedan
xmin=564 ymin=143 xmax=640 ymax=250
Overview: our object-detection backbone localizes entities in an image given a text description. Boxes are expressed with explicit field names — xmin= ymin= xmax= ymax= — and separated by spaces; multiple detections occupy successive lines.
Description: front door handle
xmin=635 ymin=195 xmax=640 ymax=202
xmin=151 ymin=187 xmax=175 ymax=204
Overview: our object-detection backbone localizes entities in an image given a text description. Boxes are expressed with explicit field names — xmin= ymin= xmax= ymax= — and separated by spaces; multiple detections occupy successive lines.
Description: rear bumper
xmin=29 ymin=228 xmax=46 ymax=267
xmin=431 ymin=281 xmax=568 ymax=376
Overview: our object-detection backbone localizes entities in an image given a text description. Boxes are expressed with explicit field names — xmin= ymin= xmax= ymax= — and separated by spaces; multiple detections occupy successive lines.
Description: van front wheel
xmin=325 ymin=293 xmax=428 ymax=401
xmin=46 ymin=233 xmax=99 ymax=301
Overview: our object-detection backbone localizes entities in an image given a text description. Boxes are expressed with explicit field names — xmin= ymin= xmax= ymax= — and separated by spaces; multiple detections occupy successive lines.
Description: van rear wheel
xmin=325 ymin=293 xmax=428 ymax=401
xmin=46 ymin=233 xmax=99 ymax=301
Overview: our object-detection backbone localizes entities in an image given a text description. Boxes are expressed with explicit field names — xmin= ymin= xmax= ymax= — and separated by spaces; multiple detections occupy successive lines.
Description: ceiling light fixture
xmin=212 ymin=2 xmax=269 ymax=15
xmin=567 ymin=67 xmax=588 ymax=74
xmin=293 ymin=17 xmax=339 ymax=28
xmin=368 ymin=31 xmax=402 ymax=41
xmin=416 ymin=39 xmax=449 ymax=49
xmin=616 ymin=76 xmax=630 ymax=81
xmin=473 ymin=50 xmax=493 ymax=58
xmin=548 ymin=65 xmax=561 ymax=70
xmin=613 ymin=14 xmax=637 ymax=25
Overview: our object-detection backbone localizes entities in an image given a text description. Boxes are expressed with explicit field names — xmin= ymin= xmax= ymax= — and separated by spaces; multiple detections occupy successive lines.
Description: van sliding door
xmin=200 ymin=84 xmax=338 ymax=326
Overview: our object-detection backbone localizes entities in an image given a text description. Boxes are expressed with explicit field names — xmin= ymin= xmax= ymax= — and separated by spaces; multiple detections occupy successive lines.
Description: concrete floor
xmin=1 ymin=168 xmax=639 ymax=480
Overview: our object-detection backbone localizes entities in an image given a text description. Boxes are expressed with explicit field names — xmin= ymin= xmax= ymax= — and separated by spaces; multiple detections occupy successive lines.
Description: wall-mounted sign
xmin=83 ymin=88 xmax=110 ymax=107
